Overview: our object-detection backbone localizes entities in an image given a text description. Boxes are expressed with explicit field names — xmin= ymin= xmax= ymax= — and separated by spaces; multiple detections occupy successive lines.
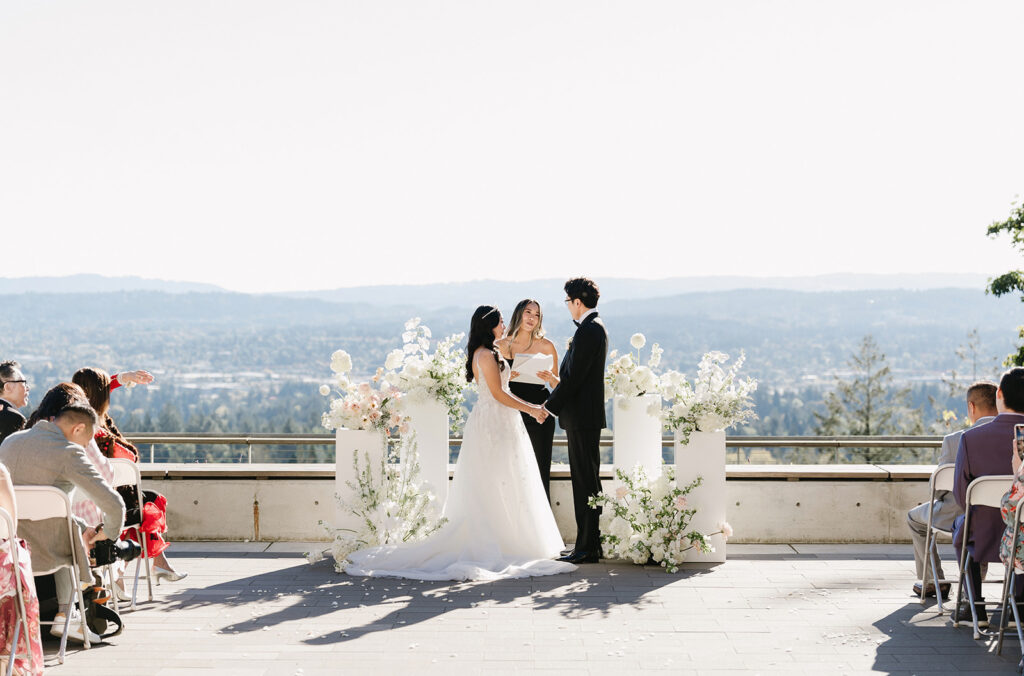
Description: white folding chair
xmin=920 ymin=463 xmax=958 ymax=612
xmin=109 ymin=458 xmax=153 ymax=610
xmin=953 ymin=474 xmax=1015 ymax=640
xmin=0 ymin=507 xmax=32 ymax=676
xmin=13 ymin=486 xmax=90 ymax=663
xmin=996 ymin=486 xmax=1024 ymax=669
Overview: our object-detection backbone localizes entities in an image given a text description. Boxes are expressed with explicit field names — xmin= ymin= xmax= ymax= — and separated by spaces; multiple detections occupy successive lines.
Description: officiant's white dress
xmin=345 ymin=360 xmax=576 ymax=580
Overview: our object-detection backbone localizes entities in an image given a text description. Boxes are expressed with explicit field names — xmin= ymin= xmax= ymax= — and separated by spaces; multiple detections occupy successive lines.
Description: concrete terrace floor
xmin=41 ymin=542 xmax=1023 ymax=676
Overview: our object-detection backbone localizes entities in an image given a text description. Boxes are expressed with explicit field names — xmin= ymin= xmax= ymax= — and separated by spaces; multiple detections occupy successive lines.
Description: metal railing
xmin=124 ymin=433 xmax=945 ymax=465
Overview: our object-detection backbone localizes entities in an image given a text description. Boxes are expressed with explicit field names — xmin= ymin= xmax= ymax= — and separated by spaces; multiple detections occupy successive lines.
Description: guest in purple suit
xmin=953 ymin=367 xmax=1024 ymax=624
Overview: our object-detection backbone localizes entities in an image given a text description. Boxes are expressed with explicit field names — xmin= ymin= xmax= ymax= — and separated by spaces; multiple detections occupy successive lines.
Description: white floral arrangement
xmin=320 ymin=349 xmax=405 ymax=433
xmin=605 ymin=332 xmax=664 ymax=409
xmin=661 ymin=351 xmax=758 ymax=444
xmin=588 ymin=464 xmax=732 ymax=574
xmin=382 ymin=318 xmax=469 ymax=431
xmin=308 ymin=437 xmax=447 ymax=572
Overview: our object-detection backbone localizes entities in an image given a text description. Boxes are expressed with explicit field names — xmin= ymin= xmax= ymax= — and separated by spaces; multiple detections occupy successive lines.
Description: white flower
xmin=385 ymin=349 xmax=405 ymax=370
xmin=630 ymin=333 xmax=646 ymax=350
xmin=404 ymin=317 xmax=421 ymax=331
xmin=648 ymin=343 xmax=663 ymax=368
xmin=319 ymin=384 xmax=331 ymax=396
xmin=330 ymin=350 xmax=353 ymax=374
xmin=719 ymin=521 xmax=734 ymax=539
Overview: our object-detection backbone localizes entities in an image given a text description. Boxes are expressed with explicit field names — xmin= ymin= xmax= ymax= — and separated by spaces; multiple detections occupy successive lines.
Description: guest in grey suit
xmin=952 ymin=368 xmax=1024 ymax=624
xmin=0 ymin=394 xmax=124 ymax=629
xmin=908 ymin=382 xmax=997 ymax=597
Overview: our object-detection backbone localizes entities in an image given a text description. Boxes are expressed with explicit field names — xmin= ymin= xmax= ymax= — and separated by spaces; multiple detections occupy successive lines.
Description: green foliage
xmin=986 ymin=198 xmax=1024 ymax=365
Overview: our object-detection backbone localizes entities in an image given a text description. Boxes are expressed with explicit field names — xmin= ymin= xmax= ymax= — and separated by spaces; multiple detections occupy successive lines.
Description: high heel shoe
xmin=153 ymin=565 xmax=188 ymax=584
xmin=112 ymin=582 xmax=132 ymax=602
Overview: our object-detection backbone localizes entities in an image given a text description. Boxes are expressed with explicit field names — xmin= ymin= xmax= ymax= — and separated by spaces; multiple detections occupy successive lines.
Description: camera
xmin=90 ymin=537 xmax=142 ymax=566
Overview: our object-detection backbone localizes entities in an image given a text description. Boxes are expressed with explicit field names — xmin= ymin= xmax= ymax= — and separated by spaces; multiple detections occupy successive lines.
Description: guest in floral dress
xmin=0 ymin=461 xmax=43 ymax=676
xmin=999 ymin=448 xmax=1024 ymax=610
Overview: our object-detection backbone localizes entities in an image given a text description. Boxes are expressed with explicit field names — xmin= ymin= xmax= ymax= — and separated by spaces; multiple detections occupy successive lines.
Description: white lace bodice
xmin=473 ymin=352 xmax=511 ymax=407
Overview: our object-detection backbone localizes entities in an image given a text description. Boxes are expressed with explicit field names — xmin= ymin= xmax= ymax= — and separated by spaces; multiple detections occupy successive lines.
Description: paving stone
xmin=34 ymin=542 xmax=1024 ymax=674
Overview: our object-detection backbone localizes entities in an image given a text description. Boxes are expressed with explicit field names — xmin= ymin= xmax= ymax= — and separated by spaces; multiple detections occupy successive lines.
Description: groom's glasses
xmin=564 ymin=298 xmax=572 ymax=305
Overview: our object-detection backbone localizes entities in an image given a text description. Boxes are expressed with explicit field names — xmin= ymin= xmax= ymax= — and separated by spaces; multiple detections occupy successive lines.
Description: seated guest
xmin=27 ymin=384 xmax=116 ymax=536
xmin=0 ymin=389 xmax=125 ymax=644
xmin=0 ymin=361 xmax=30 ymax=445
xmin=73 ymin=367 xmax=187 ymax=582
xmin=0 ymin=461 xmax=44 ymax=675
xmin=952 ymin=368 xmax=1024 ymax=625
xmin=908 ymin=382 xmax=997 ymax=598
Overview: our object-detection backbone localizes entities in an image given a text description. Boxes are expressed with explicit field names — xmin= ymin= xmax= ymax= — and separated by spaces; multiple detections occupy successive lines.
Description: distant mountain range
xmin=0 ymin=272 xmax=993 ymax=307
xmin=0 ymin=274 xmax=223 ymax=295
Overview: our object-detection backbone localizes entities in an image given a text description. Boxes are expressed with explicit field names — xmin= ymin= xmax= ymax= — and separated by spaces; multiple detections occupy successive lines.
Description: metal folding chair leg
xmin=4 ymin=616 xmax=23 ymax=676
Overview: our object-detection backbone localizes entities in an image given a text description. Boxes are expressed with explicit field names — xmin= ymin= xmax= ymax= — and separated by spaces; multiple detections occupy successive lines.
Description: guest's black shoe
xmin=912 ymin=582 xmax=951 ymax=600
xmin=560 ymin=547 xmax=574 ymax=556
xmin=558 ymin=550 xmax=600 ymax=564
xmin=954 ymin=601 xmax=988 ymax=628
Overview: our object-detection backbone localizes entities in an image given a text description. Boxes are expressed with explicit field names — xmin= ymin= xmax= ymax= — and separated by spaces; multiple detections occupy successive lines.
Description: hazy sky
xmin=2 ymin=1 xmax=1023 ymax=293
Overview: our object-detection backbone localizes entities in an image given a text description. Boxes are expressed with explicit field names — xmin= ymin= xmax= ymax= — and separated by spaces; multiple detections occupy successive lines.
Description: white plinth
xmin=401 ymin=398 xmax=450 ymax=508
xmin=674 ymin=429 xmax=727 ymax=563
xmin=612 ymin=394 xmax=664 ymax=478
xmin=334 ymin=428 xmax=386 ymax=533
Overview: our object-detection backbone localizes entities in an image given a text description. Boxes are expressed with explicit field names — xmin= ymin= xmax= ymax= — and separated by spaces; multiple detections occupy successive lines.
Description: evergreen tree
xmin=814 ymin=335 xmax=923 ymax=462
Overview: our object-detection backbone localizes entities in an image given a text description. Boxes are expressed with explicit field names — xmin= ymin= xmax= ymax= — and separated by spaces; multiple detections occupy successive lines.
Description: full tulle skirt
xmin=345 ymin=396 xmax=575 ymax=581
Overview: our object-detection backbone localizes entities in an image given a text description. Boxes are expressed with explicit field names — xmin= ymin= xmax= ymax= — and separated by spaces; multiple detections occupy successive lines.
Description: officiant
xmin=497 ymin=299 xmax=558 ymax=500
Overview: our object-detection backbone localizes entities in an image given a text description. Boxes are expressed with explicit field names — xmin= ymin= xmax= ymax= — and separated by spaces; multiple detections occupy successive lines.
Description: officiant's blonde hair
xmin=506 ymin=299 xmax=545 ymax=341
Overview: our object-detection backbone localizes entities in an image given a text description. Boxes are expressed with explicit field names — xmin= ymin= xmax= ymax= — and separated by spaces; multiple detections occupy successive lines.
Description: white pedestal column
xmin=612 ymin=394 xmax=664 ymax=478
xmin=401 ymin=398 xmax=450 ymax=508
xmin=674 ymin=429 xmax=727 ymax=563
xmin=334 ymin=428 xmax=386 ymax=533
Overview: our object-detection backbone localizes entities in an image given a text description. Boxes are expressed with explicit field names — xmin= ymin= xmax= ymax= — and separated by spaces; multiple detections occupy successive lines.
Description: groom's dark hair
xmin=565 ymin=277 xmax=599 ymax=309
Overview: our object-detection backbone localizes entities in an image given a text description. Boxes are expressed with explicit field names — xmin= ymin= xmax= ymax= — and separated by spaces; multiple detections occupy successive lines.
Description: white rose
xmin=630 ymin=333 xmax=646 ymax=350
xmin=330 ymin=350 xmax=353 ymax=374
xmin=385 ymin=349 xmax=405 ymax=371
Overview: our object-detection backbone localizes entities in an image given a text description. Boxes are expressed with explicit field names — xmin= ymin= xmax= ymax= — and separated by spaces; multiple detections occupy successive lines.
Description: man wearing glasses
xmin=0 ymin=360 xmax=29 ymax=444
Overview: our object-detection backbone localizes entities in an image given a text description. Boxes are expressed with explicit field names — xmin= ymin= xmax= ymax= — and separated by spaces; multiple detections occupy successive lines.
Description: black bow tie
xmin=573 ymin=320 xmax=581 ymax=327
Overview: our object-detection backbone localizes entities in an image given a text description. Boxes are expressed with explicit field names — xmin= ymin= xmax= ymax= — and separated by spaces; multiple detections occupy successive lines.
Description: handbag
xmin=82 ymin=585 xmax=124 ymax=639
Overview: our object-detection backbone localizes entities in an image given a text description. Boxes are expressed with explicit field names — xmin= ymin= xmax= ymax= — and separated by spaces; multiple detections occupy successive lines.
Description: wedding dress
xmin=345 ymin=356 xmax=576 ymax=580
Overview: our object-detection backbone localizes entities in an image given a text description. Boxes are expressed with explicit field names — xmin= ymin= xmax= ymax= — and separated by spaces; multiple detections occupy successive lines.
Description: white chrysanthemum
xmin=630 ymin=333 xmax=646 ymax=349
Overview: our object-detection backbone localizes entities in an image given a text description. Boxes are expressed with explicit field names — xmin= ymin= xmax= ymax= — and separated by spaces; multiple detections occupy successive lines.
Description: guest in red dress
xmin=72 ymin=368 xmax=187 ymax=584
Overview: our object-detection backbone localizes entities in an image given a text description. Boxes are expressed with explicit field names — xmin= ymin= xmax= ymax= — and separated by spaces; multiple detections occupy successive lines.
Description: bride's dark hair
xmin=465 ymin=305 xmax=505 ymax=382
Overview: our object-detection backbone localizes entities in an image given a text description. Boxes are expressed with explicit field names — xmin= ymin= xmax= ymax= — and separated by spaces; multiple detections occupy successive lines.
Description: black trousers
xmin=566 ymin=426 xmax=602 ymax=555
xmin=520 ymin=411 xmax=555 ymax=501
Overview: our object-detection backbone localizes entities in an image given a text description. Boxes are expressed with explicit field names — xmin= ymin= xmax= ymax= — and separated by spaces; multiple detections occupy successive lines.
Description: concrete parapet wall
xmin=143 ymin=464 xmax=935 ymax=544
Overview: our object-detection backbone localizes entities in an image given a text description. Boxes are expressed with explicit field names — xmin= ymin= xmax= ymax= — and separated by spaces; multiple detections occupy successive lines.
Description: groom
xmin=541 ymin=277 xmax=608 ymax=564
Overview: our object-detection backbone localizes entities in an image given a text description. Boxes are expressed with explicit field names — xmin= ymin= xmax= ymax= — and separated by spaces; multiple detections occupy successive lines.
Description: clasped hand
xmin=530 ymin=406 xmax=548 ymax=424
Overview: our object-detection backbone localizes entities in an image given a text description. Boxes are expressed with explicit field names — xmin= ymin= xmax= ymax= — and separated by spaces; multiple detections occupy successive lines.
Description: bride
xmin=345 ymin=305 xmax=577 ymax=581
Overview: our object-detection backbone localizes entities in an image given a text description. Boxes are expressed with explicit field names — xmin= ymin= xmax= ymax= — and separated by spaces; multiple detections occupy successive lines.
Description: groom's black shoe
xmin=558 ymin=550 xmax=600 ymax=564
xmin=560 ymin=547 xmax=574 ymax=556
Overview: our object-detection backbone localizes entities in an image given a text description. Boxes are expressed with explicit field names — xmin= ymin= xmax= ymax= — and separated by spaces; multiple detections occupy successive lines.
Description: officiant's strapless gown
xmin=345 ymin=363 xmax=576 ymax=580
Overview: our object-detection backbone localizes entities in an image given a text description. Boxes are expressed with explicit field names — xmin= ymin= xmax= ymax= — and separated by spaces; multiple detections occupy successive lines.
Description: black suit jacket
xmin=0 ymin=399 xmax=26 ymax=446
xmin=545 ymin=312 xmax=608 ymax=431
